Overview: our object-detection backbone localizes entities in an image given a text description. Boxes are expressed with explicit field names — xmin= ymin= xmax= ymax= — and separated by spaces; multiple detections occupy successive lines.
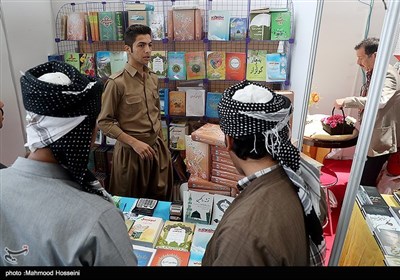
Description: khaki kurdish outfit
xmin=202 ymin=166 xmax=309 ymax=266
xmin=97 ymin=63 xmax=173 ymax=200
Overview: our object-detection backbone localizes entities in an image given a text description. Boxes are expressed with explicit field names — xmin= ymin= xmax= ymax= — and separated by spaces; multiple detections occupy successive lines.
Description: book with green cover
xmin=246 ymin=50 xmax=267 ymax=81
xmin=271 ymin=11 xmax=291 ymax=40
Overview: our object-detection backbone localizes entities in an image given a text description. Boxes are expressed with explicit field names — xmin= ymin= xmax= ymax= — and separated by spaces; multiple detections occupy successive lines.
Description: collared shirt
xmin=0 ymin=157 xmax=137 ymax=266
xmin=237 ymin=164 xmax=279 ymax=191
xmin=97 ymin=63 xmax=161 ymax=144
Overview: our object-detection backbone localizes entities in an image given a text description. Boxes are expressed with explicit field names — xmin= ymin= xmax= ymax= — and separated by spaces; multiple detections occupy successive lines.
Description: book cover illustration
xmin=128 ymin=215 xmax=164 ymax=248
xmin=229 ymin=17 xmax=247 ymax=40
xmin=362 ymin=205 xmax=400 ymax=233
xmin=133 ymin=245 xmax=157 ymax=266
xmin=64 ymin=52 xmax=81 ymax=71
xmin=188 ymin=224 xmax=216 ymax=266
xmin=246 ymin=50 xmax=267 ymax=81
xmin=206 ymin=51 xmax=226 ymax=80
xmin=88 ymin=11 xmax=99 ymax=41
xmin=270 ymin=11 xmax=291 ymax=40
xmin=150 ymin=50 xmax=167 ymax=77
xmin=185 ymin=51 xmax=206 ymax=80
xmin=266 ymin=53 xmax=287 ymax=81
xmin=67 ymin=12 xmax=86 ymax=41
xmin=185 ymin=135 xmax=210 ymax=180
xmin=128 ymin=10 xmax=151 ymax=26
xmin=96 ymin=51 xmax=111 ymax=79
xmin=384 ymin=254 xmax=400 ymax=266
xmin=79 ymin=53 xmax=96 ymax=77
xmin=156 ymin=220 xmax=195 ymax=251
xmin=168 ymin=91 xmax=186 ymax=116
xmin=167 ymin=52 xmax=186 ymax=80
xmin=362 ymin=185 xmax=388 ymax=207
xmin=374 ymin=228 xmax=400 ymax=257
xmin=211 ymin=194 xmax=235 ymax=225
xmin=172 ymin=9 xmax=199 ymax=41
xmin=207 ymin=10 xmax=230 ymax=41
xmin=206 ymin=92 xmax=222 ymax=118
xmin=183 ymin=190 xmax=213 ymax=225
xmin=150 ymin=249 xmax=190 ymax=266
xmin=249 ymin=9 xmax=271 ymax=40
xmin=150 ymin=12 xmax=165 ymax=40
xmin=225 ymin=52 xmax=246 ymax=81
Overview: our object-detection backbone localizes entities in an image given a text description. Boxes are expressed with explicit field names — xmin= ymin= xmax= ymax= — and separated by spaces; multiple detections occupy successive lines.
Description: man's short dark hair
xmin=355 ymin=37 xmax=379 ymax=56
xmin=124 ymin=24 xmax=152 ymax=49
xmin=231 ymin=133 xmax=272 ymax=160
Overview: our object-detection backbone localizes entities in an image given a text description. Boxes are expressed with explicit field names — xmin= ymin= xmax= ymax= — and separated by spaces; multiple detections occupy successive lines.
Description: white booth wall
xmin=0 ymin=0 xmax=389 ymax=166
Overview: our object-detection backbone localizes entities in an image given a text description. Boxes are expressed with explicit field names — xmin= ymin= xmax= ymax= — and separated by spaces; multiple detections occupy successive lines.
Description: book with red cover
xmin=226 ymin=52 xmax=246 ymax=81
xmin=150 ymin=249 xmax=190 ymax=266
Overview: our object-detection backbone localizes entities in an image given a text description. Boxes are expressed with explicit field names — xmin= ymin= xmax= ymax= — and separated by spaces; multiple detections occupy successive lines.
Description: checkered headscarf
xmin=218 ymin=80 xmax=326 ymax=266
xmin=20 ymin=61 xmax=106 ymax=198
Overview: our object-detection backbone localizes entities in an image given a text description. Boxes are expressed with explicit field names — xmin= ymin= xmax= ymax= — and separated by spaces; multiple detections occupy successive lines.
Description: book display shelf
xmin=55 ymin=0 xmax=294 ymax=188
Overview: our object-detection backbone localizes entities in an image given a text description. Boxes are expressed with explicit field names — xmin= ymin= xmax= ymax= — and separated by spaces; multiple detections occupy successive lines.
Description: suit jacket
xmin=343 ymin=65 xmax=400 ymax=157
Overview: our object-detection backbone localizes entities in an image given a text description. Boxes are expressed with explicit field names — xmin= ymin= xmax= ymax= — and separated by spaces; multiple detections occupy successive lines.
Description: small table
xmin=303 ymin=114 xmax=359 ymax=159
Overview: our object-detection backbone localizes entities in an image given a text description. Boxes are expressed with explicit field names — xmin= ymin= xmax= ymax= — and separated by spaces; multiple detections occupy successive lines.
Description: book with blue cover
xmin=266 ymin=53 xmax=287 ymax=81
xmin=167 ymin=52 xmax=186 ymax=80
xmin=133 ymin=245 xmax=156 ymax=266
xmin=208 ymin=10 xmax=230 ymax=41
xmin=188 ymin=224 xmax=216 ymax=266
xmin=230 ymin=17 xmax=247 ymax=40
xmin=206 ymin=92 xmax=222 ymax=118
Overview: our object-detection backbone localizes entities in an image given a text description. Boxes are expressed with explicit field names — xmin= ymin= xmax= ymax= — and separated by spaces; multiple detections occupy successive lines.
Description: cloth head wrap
xmin=218 ymin=80 xmax=326 ymax=265
xmin=20 ymin=61 xmax=106 ymax=198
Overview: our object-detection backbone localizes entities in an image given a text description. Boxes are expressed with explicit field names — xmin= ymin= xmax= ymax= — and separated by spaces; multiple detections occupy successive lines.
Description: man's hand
xmin=131 ymin=139 xmax=156 ymax=160
xmin=334 ymin=98 xmax=345 ymax=110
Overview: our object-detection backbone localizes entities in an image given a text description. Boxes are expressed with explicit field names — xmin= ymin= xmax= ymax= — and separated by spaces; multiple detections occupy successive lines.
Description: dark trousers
xmin=0 ymin=162 xmax=7 ymax=169
xmin=360 ymin=154 xmax=390 ymax=187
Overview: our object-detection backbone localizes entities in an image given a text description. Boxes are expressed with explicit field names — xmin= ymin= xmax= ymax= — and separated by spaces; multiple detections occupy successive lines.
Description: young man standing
xmin=97 ymin=24 xmax=173 ymax=200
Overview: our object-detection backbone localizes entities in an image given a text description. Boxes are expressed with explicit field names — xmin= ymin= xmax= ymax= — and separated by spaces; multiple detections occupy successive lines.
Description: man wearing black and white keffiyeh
xmin=202 ymin=80 xmax=326 ymax=266
xmin=0 ymin=61 xmax=137 ymax=266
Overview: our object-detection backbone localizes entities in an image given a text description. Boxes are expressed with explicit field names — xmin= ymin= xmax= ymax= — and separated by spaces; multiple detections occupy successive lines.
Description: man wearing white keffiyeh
xmin=0 ymin=61 xmax=137 ymax=266
xmin=202 ymin=80 xmax=326 ymax=266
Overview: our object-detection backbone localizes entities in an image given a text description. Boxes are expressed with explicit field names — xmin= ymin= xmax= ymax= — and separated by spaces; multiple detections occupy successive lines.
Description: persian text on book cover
xmin=156 ymin=220 xmax=196 ymax=251
xmin=226 ymin=52 xmax=246 ymax=81
xmin=128 ymin=10 xmax=151 ymax=26
xmin=80 ymin=53 xmax=96 ymax=77
xmin=246 ymin=50 xmax=267 ymax=81
xmin=185 ymin=135 xmax=210 ymax=180
xmin=115 ymin=11 xmax=125 ymax=41
xmin=206 ymin=51 xmax=226 ymax=80
xmin=207 ymin=10 xmax=230 ymax=41
xmin=183 ymin=190 xmax=213 ymax=225
xmin=98 ymin=11 xmax=117 ymax=41
xmin=110 ymin=51 xmax=128 ymax=74
xmin=128 ymin=215 xmax=164 ymax=248
xmin=186 ymin=89 xmax=205 ymax=117
xmin=191 ymin=123 xmax=226 ymax=147
xmin=149 ymin=51 xmax=167 ymax=78
xmin=150 ymin=249 xmax=190 ymax=266
xmin=150 ymin=12 xmax=164 ymax=40
xmin=270 ymin=11 xmax=291 ymax=40
xmin=266 ymin=53 xmax=287 ymax=81
xmin=188 ymin=224 xmax=217 ymax=266
xmin=185 ymin=52 xmax=206 ymax=80
xmin=167 ymin=52 xmax=186 ymax=80
xmin=67 ymin=12 xmax=86 ymax=40
xmin=64 ymin=52 xmax=81 ymax=71
xmin=172 ymin=9 xmax=203 ymax=41
xmin=169 ymin=122 xmax=188 ymax=150
xmin=362 ymin=205 xmax=400 ymax=233
xmin=188 ymin=175 xmax=232 ymax=192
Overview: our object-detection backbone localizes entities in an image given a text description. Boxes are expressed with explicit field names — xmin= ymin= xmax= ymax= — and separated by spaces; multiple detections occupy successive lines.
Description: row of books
xmin=60 ymin=50 xmax=287 ymax=82
xmin=152 ymin=50 xmax=287 ymax=82
xmin=61 ymin=6 xmax=291 ymax=43
xmin=356 ymin=185 xmax=400 ymax=264
xmin=115 ymin=191 xmax=235 ymax=266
